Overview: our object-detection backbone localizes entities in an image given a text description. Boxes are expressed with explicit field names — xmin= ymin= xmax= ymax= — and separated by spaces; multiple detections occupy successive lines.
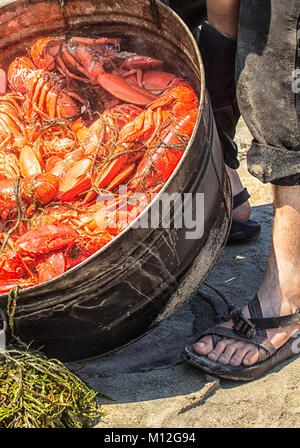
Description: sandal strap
xmin=250 ymin=313 xmax=300 ymax=329
xmin=231 ymin=295 xmax=300 ymax=335
xmin=248 ymin=295 xmax=267 ymax=338
xmin=233 ymin=188 xmax=250 ymax=210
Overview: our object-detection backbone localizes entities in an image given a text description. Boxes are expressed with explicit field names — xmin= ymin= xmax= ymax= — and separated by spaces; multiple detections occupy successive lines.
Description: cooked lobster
xmin=30 ymin=37 xmax=174 ymax=105
xmin=0 ymin=34 xmax=198 ymax=293
xmin=8 ymin=57 xmax=88 ymax=120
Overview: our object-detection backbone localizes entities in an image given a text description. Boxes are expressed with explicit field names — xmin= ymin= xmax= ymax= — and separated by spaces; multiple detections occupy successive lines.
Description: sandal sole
xmin=182 ymin=336 xmax=299 ymax=382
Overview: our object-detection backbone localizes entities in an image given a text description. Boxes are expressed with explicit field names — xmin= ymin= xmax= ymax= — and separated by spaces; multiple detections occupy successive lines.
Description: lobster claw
xmin=97 ymin=73 xmax=158 ymax=106
xmin=58 ymin=158 xmax=93 ymax=202
xmin=19 ymin=145 xmax=43 ymax=177
xmin=141 ymin=70 xmax=178 ymax=93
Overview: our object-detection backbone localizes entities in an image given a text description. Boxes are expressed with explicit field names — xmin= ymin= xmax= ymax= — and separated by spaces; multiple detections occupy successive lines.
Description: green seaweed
xmin=0 ymin=288 xmax=105 ymax=428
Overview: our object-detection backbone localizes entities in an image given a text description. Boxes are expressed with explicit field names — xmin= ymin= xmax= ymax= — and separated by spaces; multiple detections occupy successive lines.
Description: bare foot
xmin=194 ymin=184 xmax=300 ymax=367
xmin=193 ymin=295 xmax=300 ymax=366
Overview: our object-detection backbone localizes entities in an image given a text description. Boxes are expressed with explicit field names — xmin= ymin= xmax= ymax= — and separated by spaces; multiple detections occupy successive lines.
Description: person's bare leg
xmin=194 ymin=185 xmax=300 ymax=366
xmin=206 ymin=0 xmax=241 ymax=39
xmin=226 ymin=166 xmax=251 ymax=222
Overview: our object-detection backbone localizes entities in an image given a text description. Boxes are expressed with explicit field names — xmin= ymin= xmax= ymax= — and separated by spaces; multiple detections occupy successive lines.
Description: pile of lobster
xmin=0 ymin=35 xmax=198 ymax=293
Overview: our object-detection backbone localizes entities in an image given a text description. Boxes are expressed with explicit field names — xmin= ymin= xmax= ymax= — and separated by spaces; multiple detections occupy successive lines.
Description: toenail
xmin=243 ymin=359 xmax=251 ymax=366
xmin=195 ymin=342 xmax=206 ymax=348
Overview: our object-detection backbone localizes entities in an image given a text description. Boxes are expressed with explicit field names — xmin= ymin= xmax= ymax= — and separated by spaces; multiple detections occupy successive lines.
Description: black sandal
xmin=182 ymin=295 xmax=300 ymax=381
xmin=227 ymin=188 xmax=261 ymax=245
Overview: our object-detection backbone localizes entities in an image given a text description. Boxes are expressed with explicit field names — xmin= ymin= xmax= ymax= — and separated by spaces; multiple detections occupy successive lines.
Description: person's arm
xmin=206 ymin=0 xmax=241 ymax=40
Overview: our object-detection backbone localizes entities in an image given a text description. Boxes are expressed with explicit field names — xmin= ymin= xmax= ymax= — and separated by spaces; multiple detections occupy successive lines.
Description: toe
xmin=217 ymin=343 xmax=238 ymax=365
xmin=207 ymin=339 xmax=229 ymax=362
xmin=229 ymin=342 xmax=254 ymax=366
xmin=242 ymin=348 xmax=260 ymax=366
xmin=230 ymin=351 xmax=247 ymax=366
xmin=193 ymin=335 xmax=214 ymax=355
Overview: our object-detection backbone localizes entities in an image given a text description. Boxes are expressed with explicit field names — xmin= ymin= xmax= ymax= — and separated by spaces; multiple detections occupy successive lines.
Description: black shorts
xmin=236 ymin=0 xmax=300 ymax=186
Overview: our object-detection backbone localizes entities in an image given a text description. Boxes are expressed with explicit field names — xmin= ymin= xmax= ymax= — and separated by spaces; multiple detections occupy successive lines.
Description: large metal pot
xmin=0 ymin=0 xmax=231 ymax=361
